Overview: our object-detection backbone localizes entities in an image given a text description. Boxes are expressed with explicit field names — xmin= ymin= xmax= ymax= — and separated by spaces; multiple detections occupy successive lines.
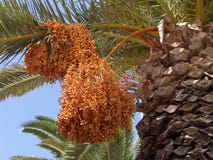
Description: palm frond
xmin=35 ymin=115 xmax=56 ymax=123
xmin=0 ymin=64 xmax=48 ymax=101
xmin=157 ymin=0 xmax=213 ymax=25
xmin=177 ymin=0 xmax=201 ymax=22
xmin=24 ymin=0 xmax=67 ymax=23
xmin=104 ymin=130 xmax=135 ymax=160
xmin=22 ymin=127 xmax=55 ymax=140
xmin=16 ymin=0 xmax=92 ymax=24
xmin=196 ymin=0 xmax=205 ymax=21
xmin=130 ymin=138 xmax=141 ymax=159
xmin=107 ymin=43 xmax=149 ymax=75
xmin=80 ymin=143 xmax=105 ymax=160
xmin=21 ymin=116 xmax=67 ymax=158
xmin=80 ymin=129 xmax=137 ymax=160
xmin=194 ymin=0 xmax=213 ymax=24
xmin=87 ymin=0 xmax=159 ymax=27
xmin=22 ymin=119 xmax=65 ymax=141
xmin=63 ymin=143 xmax=90 ymax=160
xmin=10 ymin=155 xmax=47 ymax=160
xmin=14 ymin=116 xmax=138 ymax=160
xmin=157 ymin=0 xmax=178 ymax=23
xmin=37 ymin=138 xmax=66 ymax=158
xmin=0 ymin=1 xmax=47 ymax=64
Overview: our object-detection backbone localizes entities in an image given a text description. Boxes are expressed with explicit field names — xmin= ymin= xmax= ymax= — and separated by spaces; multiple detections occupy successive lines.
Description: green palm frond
xmin=131 ymin=138 xmax=141 ymax=159
xmin=24 ymin=0 xmax=69 ymax=23
xmin=10 ymin=156 xmax=47 ymax=160
xmin=21 ymin=116 xmax=67 ymax=158
xmin=100 ymin=130 xmax=135 ymax=160
xmin=12 ymin=116 xmax=138 ymax=160
xmin=37 ymin=138 xmax=66 ymax=158
xmin=157 ymin=0 xmax=178 ymax=23
xmin=0 ymin=64 xmax=48 ymax=101
xmin=86 ymin=0 xmax=159 ymax=27
xmin=79 ymin=143 xmax=105 ymax=160
xmin=22 ymin=127 xmax=55 ymax=140
xmin=63 ymin=143 xmax=90 ymax=160
xmin=63 ymin=130 xmax=137 ymax=160
xmin=182 ymin=0 xmax=213 ymax=24
xmin=3 ymin=0 xmax=94 ymax=24
xmin=156 ymin=0 xmax=213 ymax=24
xmin=35 ymin=115 xmax=56 ymax=123
xmin=0 ymin=1 xmax=47 ymax=64
xmin=108 ymin=44 xmax=149 ymax=75
xmin=16 ymin=116 xmax=91 ymax=160
xmin=22 ymin=116 xmax=66 ymax=141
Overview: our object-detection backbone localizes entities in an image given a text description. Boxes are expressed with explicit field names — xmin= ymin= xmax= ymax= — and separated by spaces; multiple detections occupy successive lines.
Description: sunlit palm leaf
xmin=97 ymin=131 xmax=136 ymax=160
xmin=16 ymin=116 xmax=94 ymax=160
xmin=25 ymin=0 xmax=67 ymax=23
xmin=157 ymin=0 xmax=178 ymax=23
xmin=37 ymin=138 xmax=66 ymax=158
xmin=10 ymin=156 xmax=47 ymax=160
xmin=21 ymin=116 xmax=67 ymax=158
xmin=63 ymin=129 xmax=137 ymax=160
xmin=157 ymin=0 xmax=213 ymax=24
xmin=22 ymin=115 xmax=66 ymax=141
xmin=87 ymin=0 xmax=159 ymax=27
xmin=79 ymin=143 xmax=105 ymax=160
xmin=21 ymin=0 xmax=92 ymax=24
xmin=0 ymin=64 xmax=48 ymax=101
xmin=63 ymin=143 xmax=90 ymax=160
xmin=12 ymin=116 xmax=138 ymax=160
xmin=183 ymin=0 xmax=213 ymax=24
xmin=35 ymin=115 xmax=56 ymax=123
xmin=0 ymin=1 xmax=47 ymax=64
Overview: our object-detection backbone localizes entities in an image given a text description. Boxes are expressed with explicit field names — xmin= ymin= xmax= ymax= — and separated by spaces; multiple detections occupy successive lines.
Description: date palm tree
xmin=0 ymin=0 xmax=213 ymax=160
xmin=10 ymin=116 xmax=138 ymax=160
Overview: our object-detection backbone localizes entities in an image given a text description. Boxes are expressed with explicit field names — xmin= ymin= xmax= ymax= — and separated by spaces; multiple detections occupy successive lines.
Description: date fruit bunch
xmin=24 ymin=21 xmax=96 ymax=82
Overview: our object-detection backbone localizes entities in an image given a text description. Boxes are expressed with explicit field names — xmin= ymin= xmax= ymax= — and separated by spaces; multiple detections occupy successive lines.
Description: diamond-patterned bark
xmin=136 ymin=21 xmax=213 ymax=160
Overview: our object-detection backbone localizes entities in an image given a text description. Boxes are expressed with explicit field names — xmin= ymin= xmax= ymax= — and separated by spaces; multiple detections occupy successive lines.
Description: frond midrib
xmin=78 ymin=145 xmax=91 ymax=160
xmin=37 ymin=143 xmax=66 ymax=156
xmin=0 ymin=31 xmax=46 ymax=43
xmin=22 ymin=127 xmax=61 ymax=141
xmin=0 ymin=74 xmax=43 ymax=91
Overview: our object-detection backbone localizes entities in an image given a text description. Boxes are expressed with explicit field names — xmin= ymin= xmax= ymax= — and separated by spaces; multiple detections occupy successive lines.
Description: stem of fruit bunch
xmin=104 ymin=27 xmax=158 ymax=61
xmin=123 ymin=28 xmax=155 ymax=47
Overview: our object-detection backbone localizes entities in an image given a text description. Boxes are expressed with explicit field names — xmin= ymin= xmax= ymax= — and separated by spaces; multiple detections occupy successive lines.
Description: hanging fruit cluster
xmin=24 ymin=21 xmax=96 ymax=82
xmin=57 ymin=57 xmax=134 ymax=143
xmin=24 ymin=21 xmax=134 ymax=143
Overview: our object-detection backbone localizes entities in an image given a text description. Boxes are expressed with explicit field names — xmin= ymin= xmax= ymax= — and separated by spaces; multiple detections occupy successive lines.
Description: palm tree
xmin=10 ymin=115 xmax=139 ymax=160
xmin=0 ymin=0 xmax=212 ymax=159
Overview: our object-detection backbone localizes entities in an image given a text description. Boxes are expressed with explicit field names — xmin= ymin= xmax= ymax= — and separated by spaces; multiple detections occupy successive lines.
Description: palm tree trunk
xmin=136 ymin=20 xmax=213 ymax=160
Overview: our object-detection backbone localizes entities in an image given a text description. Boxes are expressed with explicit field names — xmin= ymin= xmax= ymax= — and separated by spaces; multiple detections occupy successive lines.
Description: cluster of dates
xmin=24 ymin=21 xmax=134 ymax=143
